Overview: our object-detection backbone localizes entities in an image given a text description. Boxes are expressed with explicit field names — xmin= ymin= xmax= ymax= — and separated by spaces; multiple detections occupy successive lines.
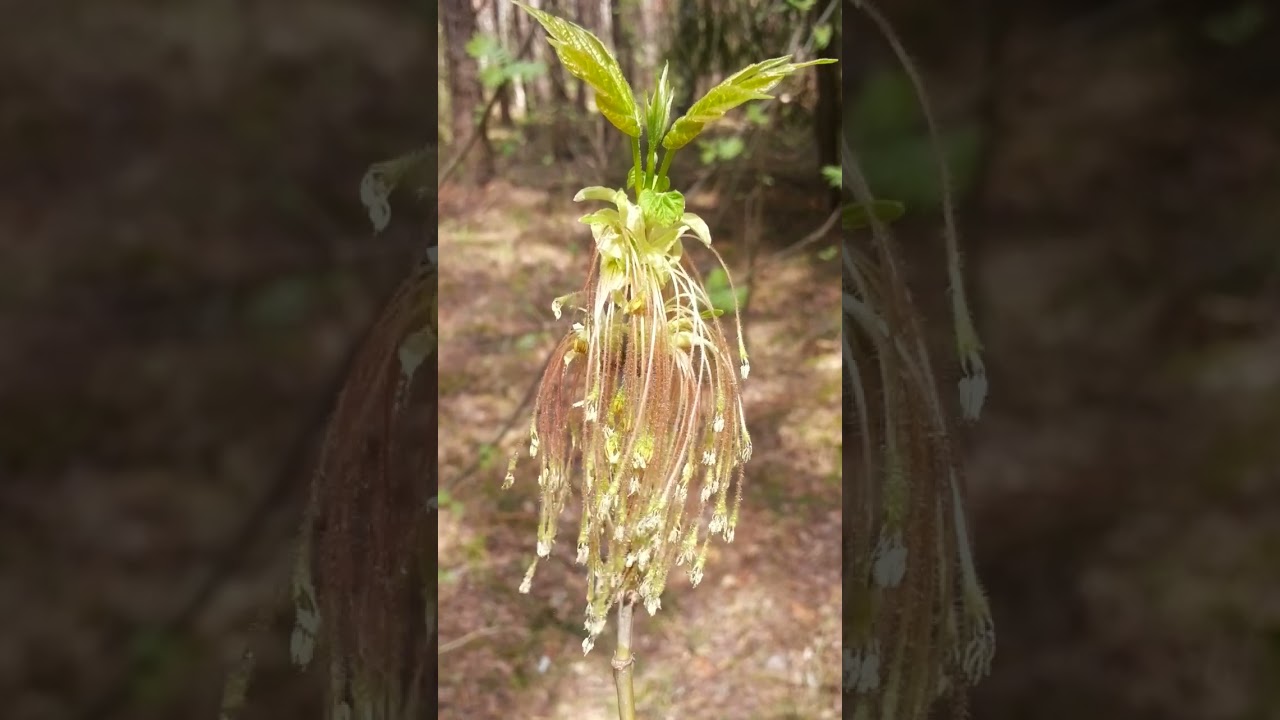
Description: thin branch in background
xmin=773 ymin=206 xmax=840 ymax=261
xmin=442 ymin=348 xmax=549 ymax=492
xmin=438 ymin=625 xmax=509 ymax=655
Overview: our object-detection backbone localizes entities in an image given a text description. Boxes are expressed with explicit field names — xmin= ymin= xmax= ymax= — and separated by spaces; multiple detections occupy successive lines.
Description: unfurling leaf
xmin=514 ymin=1 xmax=641 ymax=137
xmin=663 ymin=56 xmax=837 ymax=150
xmin=645 ymin=63 xmax=676 ymax=146
xmin=638 ymin=189 xmax=685 ymax=228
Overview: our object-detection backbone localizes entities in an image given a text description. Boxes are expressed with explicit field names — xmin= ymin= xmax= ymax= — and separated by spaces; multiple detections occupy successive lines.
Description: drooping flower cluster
xmin=503 ymin=0 xmax=832 ymax=659
xmin=506 ymin=187 xmax=751 ymax=653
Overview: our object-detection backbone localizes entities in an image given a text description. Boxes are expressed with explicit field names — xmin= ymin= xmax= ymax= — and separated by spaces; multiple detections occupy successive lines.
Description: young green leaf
xmin=663 ymin=55 xmax=837 ymax=151
xmin=514 ymin=1 xmax=642 ymax=137
xmin=639 ymin=189 xmax=685 ymax=228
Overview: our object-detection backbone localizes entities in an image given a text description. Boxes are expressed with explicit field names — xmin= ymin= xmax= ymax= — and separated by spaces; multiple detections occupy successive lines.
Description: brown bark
xmin=612 ymin=0 xmax=634 ymax=88
xmin=636 ymin=0 xmax=659 ymax=83
xmin=441 ymin=0 xmax=494 ymax=183
xmin=542 ymin=0 xmax=574 ymax=159
xmin=574 ymin=0 xmax=598 ymax=113
xmin=493 ymin=0 xmax=513 ymax=126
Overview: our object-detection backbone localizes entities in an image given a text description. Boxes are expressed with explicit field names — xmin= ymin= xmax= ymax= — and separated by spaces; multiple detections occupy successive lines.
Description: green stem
xmin=612 ymin=596 xmax=637 ymax=720
xmin=631 ymin=137 xmax=643 ymax=193
xmin=656 ymin=150 xmax=674 ymax=187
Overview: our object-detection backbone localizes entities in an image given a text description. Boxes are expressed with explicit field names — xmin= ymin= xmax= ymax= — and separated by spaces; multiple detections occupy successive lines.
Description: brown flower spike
xmin=506 ymin=186 xmax=752 ymax=654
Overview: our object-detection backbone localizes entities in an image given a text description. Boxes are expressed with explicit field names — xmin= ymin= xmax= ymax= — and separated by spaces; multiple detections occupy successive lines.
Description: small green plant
xmin=697 ymin=135 xmax=746 ymax=165
xmin=466 ymin=32 xmax=547 ymax=90
xmin=503 ymin=3 xmax=833 ymax=718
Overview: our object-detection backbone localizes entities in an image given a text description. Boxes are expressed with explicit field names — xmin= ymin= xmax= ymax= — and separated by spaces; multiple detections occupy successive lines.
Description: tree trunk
xmin=574 ymin=0 xmax=597 ymax=114
xmin=612 ymin=0 xmax=634 ymax=87
xmin=673 ymin=0 xmax=698 ymax=113
xmin=636 ymin=0 xmax=659 ymax=84
xmin=528 ymin=0 xmax=554 ymax=107
xmin=510 ymin=0 xmax=529 ymax=119
xmin=493 ymin=0 xmax=513 ymax=126
xmin=544 ymin=0 xmax=574 ymax=159
xmin=442 ymin=0 xmax=494 ymax=183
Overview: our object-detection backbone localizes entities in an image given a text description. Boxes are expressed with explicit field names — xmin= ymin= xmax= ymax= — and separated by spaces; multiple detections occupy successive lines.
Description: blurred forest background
xmin=437 ymin=1 xmax=843 ymax=719
xmin=847 ymin=2 xmax=1280 ymax=720
xmin=0 ymin=1 xmax=435 ymax=719
xmin=1 ymin=0 xmax=1278 ymax=718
